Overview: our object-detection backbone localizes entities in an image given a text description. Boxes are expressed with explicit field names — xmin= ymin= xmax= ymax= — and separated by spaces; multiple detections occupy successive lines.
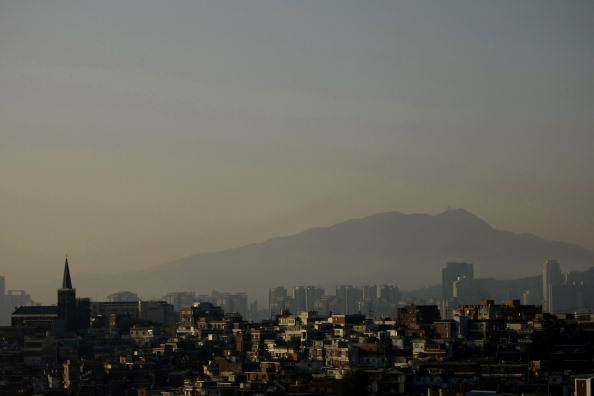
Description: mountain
xmin=31 ymin=209 xmax=594 ymax=304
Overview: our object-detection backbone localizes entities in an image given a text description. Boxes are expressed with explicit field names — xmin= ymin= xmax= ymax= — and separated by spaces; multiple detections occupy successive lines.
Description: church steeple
xmin=58 ymin=256 xmax=77 ymax=332
xmin=62 ymin=256 xmax=73 ymax=289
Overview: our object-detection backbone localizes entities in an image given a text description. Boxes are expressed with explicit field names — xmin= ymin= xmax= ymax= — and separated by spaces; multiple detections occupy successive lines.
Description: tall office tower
xmin=268 ymin=286 xmax=290 ymax=317
xmin=542 ymin=259 xmax=563 ymax=313
xmin=307 ymin=286 xmax=325 ymax=311
xmin=230 ymin=293 xmax=248 ymax=317
xmin=375 ymin=284 xmax=401 ymax=318
xmin=335 ymin=285 xmax=361 ymax=314
xmin=360 ymin=285 xmax=374 ymax=302
xmin=376 ymin=284 xmax=400 ymax=302
xmin=291 ymin=286 xmax=324 ymax=314
xmin=249 ymin=301 xmax=258 ymax=319
xmin=442 ymin=262 xmax=474 ymax=299
xmin=215 ymin=292 xmax=248 ymax=317
xmin=212 ymin=291 xmax=233 ymax=314
xmin=293 ymin=286 xmax=325 ymax=313
xmin=293 ymin=286 xmax=306 ymax=313
xmin=58 ymin=257 xmax=77 ymax=331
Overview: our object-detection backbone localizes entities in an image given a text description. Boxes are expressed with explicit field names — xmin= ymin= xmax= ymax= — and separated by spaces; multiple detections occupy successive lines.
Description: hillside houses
xmin=4 ymin=297 xmax=594 ymax=395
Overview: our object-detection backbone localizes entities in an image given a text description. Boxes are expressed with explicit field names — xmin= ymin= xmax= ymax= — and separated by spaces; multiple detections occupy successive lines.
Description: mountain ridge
xmin=31 ymin=209 xmax=594 ymax=304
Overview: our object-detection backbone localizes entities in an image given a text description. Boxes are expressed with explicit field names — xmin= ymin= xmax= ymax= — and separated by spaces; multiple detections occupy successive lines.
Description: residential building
xmin=452 ymin=299 xmax=541 ymax=321
xmin=11 ymin=306 xmax=58 ymax=330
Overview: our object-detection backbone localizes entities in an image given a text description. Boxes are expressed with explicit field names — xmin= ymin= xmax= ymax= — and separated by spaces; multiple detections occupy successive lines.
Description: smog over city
xmin=3 ymin=3 xmax=594 ymax=394
xmin=1 ymin=1 xmax=593 ymax=303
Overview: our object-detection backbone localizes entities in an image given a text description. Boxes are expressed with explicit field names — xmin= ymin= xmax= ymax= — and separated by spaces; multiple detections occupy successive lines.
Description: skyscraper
xmin=292 ymin=286 xmax=306 ymax=312
xmin=335 ymin=285 xmax=361 ymax=314
xmin=292 ymin=286 xmax=324 ymax=313
xmin=269 ymin=286 xmax=290 ymax=317
xmin=542 ymin=259 xmax=563 ymax=313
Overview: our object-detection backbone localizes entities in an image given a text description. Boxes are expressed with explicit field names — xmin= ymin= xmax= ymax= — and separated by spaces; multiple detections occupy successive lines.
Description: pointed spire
xmin=62 ymin=255 xmax=73 ymax=289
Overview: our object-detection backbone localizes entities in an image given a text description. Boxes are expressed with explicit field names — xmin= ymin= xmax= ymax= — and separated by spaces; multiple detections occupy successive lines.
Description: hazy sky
xmin=1 ymin=1 xmax=593 ymax=291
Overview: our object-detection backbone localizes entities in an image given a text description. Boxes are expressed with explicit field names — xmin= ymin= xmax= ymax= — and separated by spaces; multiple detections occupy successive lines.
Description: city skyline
xmin=1 ymin=1 xmax=593 ymax=290
xmin=3 ymin=208 xmax=592 ymax=306
xmin=3 ymin=255 xmax=592 ymax=326
xmin=1 ymin=263 xmax=591 ymax=395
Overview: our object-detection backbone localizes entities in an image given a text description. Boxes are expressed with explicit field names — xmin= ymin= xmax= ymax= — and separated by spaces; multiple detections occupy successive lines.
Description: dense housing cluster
xmin=2 ymin=259 xmax=594 ymax=395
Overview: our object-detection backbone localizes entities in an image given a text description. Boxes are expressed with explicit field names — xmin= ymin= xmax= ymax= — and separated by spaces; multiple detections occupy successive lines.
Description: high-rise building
xmin=308 ymin=287 xmax=325 ymax=311
xmin=293 ymin=286 xmax=306 ymax=312
xmin=374 ymin=284 xmax=401 ymax=318
xmin=212 ymin=291 xmax=248 ymax=317
xmin=542 ymin=259 xmax=563 ymax=313
xmin=230 ymin=292 xmax=248 ymax=317
xmin=442 ymin=262 xmax=474 ymax=299
xmin=107 ymin=291 xmax=141 ymax=303
xmin=453 ymin=277 xmax=496 ymax=304
xmin=269 ymin=286 xmax=290 ymax=317
xmin=336 ymin=285 xmax=361 ymax=314
xmin=376 ymin=284 xmax=399 ymax=301
xmin=292 ymin=286 xmax=324 ymax=313
xmin=163 ymin=291 xmax=195 ymax=313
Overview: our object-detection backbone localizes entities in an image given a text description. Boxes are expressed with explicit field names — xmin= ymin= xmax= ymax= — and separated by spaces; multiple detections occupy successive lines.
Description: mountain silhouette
xmin=31 ymin=209 xmax=594 ymax=304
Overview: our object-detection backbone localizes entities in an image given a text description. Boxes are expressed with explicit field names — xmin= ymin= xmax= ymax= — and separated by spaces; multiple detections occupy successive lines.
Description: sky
xmin=1 ymin=1 xmax=593 ymax=292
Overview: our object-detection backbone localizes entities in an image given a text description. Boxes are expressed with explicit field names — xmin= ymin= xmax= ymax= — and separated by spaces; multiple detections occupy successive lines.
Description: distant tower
xmin=58 ymin=256 xmax=77 ymax=331
xmin=442 ymin=262 xmax=474 ymax=299
xmin=268 ymin=286 xmax=289 ymax=318
xmin=293 ymin=286 xmax=306 ymax=313
xmin=542 ymin=259 xmax=563 ymax=313
xmin=335 ymin=285 xmax=360 ymax=314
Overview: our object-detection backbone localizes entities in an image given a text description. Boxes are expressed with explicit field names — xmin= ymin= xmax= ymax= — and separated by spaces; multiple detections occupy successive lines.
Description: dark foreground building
xmin=11 ymin=257 xmax=89 ymax=334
